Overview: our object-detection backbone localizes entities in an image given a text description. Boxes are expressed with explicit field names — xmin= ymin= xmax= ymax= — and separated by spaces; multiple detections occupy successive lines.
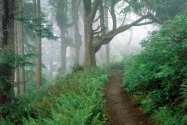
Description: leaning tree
xmin=82 ymin=0 xmax=187 ymax=69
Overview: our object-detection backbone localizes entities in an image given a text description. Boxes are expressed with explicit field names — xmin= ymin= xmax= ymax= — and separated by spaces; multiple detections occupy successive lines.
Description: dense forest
xmin=1 ymin=0 xmax=187 ymax=125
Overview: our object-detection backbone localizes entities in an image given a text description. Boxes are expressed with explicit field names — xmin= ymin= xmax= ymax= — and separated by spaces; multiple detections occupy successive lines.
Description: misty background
xmin=41 ymin=0 xmax=159 ymax=79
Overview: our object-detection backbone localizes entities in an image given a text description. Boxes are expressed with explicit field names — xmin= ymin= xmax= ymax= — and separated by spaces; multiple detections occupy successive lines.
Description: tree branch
xmin=93 ymin=25 xmax=101 ymax=32
xmin=111 ymin=0 xmax=117 ymax=30
xmin=93 ymin=26 xmax=107 ymax=35
xmin=107 ymin=14 xmax=149 ymax=38
xmin=148 ymin=14 xmax=164 ymax=24
xmin=101 ymin=13 xmax=158 ymax=45
xmin=99 ymin=0 xmax=106 ymax=36
xmin=66 ymin=0 xmax=75 ymax=28
xmin=91 ymin=15 xmax=101 ymax=24
xmin=134 ymin=21 xmax=154 ymax=26
xmin=49 ymin=0 xmax=57 ymax=8
xmin=90 ymin=0 xmax=101 ymax=21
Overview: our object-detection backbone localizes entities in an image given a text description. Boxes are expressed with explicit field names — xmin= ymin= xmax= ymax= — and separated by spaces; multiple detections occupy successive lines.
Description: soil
xmin=104 ymin=72 xmax=154 ymax=125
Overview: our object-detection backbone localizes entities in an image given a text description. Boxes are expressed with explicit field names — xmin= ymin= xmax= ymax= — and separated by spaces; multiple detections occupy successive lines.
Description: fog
xmin=96 ymin=1 xmax=159 ymax=64
xmin=41 ymin=0 xmax=159 ymax=78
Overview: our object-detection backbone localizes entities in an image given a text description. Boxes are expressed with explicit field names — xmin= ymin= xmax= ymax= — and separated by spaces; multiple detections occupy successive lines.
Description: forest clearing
xmin=1 ymin=0 xmax=187 ymax=125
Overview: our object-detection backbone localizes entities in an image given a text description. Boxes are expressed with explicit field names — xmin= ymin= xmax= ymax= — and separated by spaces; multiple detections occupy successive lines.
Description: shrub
xmin=123 ymin=12 xmax=187 ymax=124
xmin=0 ymin=69 xmax=108 ymax=125
xmin=152 ymin=106 xmax=187 ymax=125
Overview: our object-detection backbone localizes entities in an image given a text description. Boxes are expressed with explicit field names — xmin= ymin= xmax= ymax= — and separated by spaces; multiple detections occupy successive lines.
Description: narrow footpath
xmin=104 ymin=72 xmax=154 ymax=125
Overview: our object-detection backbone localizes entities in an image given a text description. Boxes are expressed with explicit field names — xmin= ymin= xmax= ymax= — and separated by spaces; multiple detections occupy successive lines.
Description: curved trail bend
xmin=104 ymin=72 xmax=154 ymax=125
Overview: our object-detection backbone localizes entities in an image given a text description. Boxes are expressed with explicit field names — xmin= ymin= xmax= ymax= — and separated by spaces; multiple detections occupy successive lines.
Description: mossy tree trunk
xmin=0 ymin=0 xmax=15 ymax=107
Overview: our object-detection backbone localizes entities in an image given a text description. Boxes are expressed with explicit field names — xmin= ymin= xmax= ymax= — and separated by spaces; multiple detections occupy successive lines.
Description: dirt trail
xmin=104 ymin=72 xmax=154 ymax=125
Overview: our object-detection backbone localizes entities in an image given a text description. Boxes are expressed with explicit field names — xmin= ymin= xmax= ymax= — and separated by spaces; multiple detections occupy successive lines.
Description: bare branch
xmin=101 ymin=13 xmax=156 ymax=45
xmin=135 ymin=21 xmax=154 ymax=26
xmin=120 ymin=13 xmax=128 ymax=26
xmin=90 ymin=0 xmax=101 ymax=21
xmin=93 ymin=31 xmax=101 ymax=35
xmin=111 ymin=14 xmax=149 ymax=35
xmin=93 ymin=25 xmax=101 ymax=32
xmin=91 ymin=15 xmax=101 ymax=24
xmin=107 ymin=13 xmax=162 ymax=39
xmin=93 ymin=27 xmax=107 ymax=35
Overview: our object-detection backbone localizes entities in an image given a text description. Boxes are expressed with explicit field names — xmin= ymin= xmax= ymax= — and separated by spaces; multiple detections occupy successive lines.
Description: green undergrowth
xmin=123 ymin=12 xmax=187 ymax=125
xmin=0 ymin=69 xmax=108 ymax=125
xmin=99 ymin=59 xmax=125 ymax=72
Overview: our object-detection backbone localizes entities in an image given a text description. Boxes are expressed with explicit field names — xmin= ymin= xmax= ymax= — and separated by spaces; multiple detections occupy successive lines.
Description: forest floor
xmin=104 ymin=72 xmax=154 ymax=125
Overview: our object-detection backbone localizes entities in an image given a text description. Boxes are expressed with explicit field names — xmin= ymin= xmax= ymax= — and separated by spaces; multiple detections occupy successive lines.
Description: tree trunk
xmin=82 ymin=0 xmax=155 ymax=69
xmin=48 ymin=48 xmax=54 ymax=80
xmin=82 ymin=0 xmax=100 ymax=69
xmin=74 ymin=45 xmax=80 ymax=65
xmin=0 ymin=0 xmax=15 ymax=107
xmin=18 ymin=0 xmax=25 ymax=95
xmin=106 ymin=45 xmax=110 ymax=64
xmin=74 ymin=0 xmax=82 ymax=65
xmin=34 ymin=0 xmax=42 ymax=90
xmin=14 ymin=12 xmax=19 ymax=95
xmin=60 ymin=29 xmax=67 ymax=75
xmin=104 ymin=0 xmax=110 ymax=64
xmin=56 ymin=0 xmax=68 ymax=75
xmin=83 ymin=15 xmax=96 ymax=69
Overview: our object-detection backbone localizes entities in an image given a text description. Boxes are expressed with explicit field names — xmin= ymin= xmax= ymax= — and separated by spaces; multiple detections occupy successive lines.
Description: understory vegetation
xmin=101 ymin=60 xmax=125 ymax=72
xmin=0 ymin=69 xmax=107 ymax=125
xmin=123 ymin=12 xmax=187 ymax=125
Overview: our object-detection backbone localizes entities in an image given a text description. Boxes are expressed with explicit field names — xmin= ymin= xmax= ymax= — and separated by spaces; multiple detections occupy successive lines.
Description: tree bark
xmin=34 ymin=0 xmax=42 ymax=90
xmin=83 ymin=12 xmax=96 ymax=68
xmin=0 ymin=0 xmax=15 ymax=107
xmin=60 ymin=29 xmax=67 ymax=75
xmin=14 ymin=10 xmax=19 ymax=95
xmin=104 ymin=0 xmax=110 ymax=64
xmin=48 ymin=47 xmax=54 ymax=80
xmin=83 ymin=0 xmax=100 ymax=69
xmin=73 ymin=0 xmax=82 ymax=65
xmin=18 ymin=0 xmax=25 ymax=95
